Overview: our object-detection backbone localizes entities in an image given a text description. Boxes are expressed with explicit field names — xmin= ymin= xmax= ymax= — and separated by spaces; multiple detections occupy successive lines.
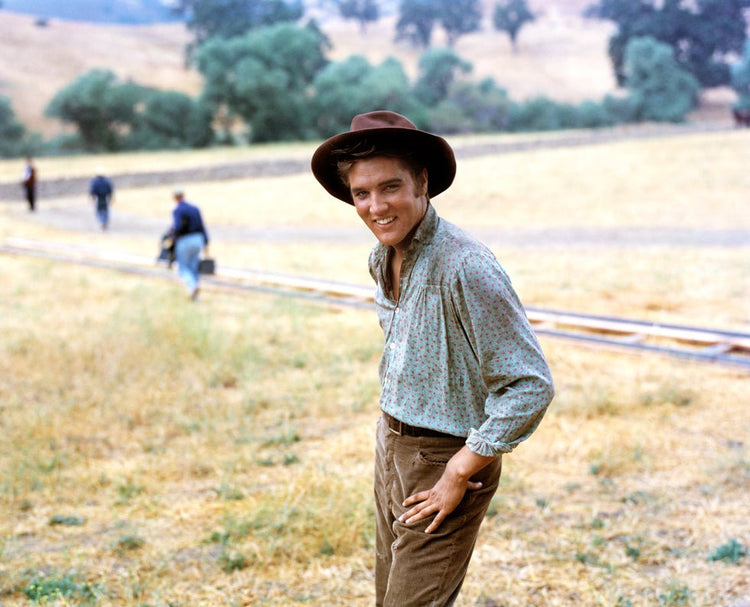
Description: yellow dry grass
xmin=0 ymin=129 xmax=748 ymax=605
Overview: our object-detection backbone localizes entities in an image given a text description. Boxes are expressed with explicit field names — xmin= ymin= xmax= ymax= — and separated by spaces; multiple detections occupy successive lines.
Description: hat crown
xmin=311 ymin=110 xmax=456 ymax=204
xmin=350 ymin=111 xmax=417 ymax=132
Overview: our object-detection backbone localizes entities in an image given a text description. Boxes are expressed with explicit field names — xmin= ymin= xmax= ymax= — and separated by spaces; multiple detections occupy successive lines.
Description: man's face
xmin=348 ymin=156 xmax=428 ymax=253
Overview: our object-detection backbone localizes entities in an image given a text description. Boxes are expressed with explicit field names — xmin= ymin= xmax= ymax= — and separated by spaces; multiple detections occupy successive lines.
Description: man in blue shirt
xmin=170 ymin=186 xmax=209 ymax=301
xmin=312 ymin=111 xmax=554 ymax=606
xmin=89 ymin=167 xmax=114 ymax=230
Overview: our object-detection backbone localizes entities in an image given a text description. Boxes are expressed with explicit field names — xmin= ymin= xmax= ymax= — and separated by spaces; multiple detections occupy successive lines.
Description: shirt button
xmin=389 ymin=343 xmax=396 ymax=350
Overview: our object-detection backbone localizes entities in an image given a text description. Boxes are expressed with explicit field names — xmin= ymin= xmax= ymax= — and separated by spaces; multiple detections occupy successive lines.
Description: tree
xmin=587 ymin=0 xmax=750 ymax=88
xmin=428 ymin=78 xmax=511 ymax=134
xmin=195 ymin=23 xmax=328 ymax=142
xmin=45 ymin=69 xmax=145 ymax=151
xmin=493 ymin=0 xmax=535 ymax=53
xmin=730 ymin=39 xmax=750 ymax=110
xmin=174 ymin=0 xmax=304 ymax=58
xmin=688 ymin=0 xmax=750 ymax=87
xmin=131 ymin=90 xmax=214 ymax=149
xmin=623 ymin=36 xmax=700 ymax=122
xmin=396 ymin=0 xmax=435 ymax=47
xmin=0 ymin=96 xmax=32 ymax=158
xmin=437 ymin=0 xmax=483 ymax=46
xmin=45 ymin=70 xmax=214 ymax=151
xmin=335 ymin=0 xmax=379 ymax=34
xmin=414 ymin=47 xmax=472 ymax=106
xmin=396 ymin=0 xmax=482 ymax=47
xmin=311 ymin=56 xmax=421 ymax=137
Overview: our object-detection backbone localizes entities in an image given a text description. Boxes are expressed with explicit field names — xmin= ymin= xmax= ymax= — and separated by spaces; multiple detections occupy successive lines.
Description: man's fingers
xmin=402 ymin=490 xmax=429 ymax=507
xmin=400 ymin=501 xmax=433 ymax=524
xmin=425 ymin=511 xmax=447 ymax=534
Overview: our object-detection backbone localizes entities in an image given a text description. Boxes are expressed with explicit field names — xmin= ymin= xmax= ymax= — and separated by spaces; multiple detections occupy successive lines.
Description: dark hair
xmin=334 ymin=137 xmax=427 ymax=190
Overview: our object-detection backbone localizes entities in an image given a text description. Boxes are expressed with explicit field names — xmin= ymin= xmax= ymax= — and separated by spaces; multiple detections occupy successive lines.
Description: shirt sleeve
xmin=453 ymin=252 xmax=554 ymax=457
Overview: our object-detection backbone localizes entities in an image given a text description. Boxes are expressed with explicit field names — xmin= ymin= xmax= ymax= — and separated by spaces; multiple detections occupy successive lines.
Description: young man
xmin=21 ymin=157 xmax=36 ymax=212
xmin=169 ymin=186 xmax=209 ymax=301
xmin=89 ymin=167 xmax=114 ymax=230
xmin=311 ymin=111 xmax=555 ymax=606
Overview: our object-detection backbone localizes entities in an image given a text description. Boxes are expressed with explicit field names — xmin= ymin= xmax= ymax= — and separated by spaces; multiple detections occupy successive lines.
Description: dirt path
xmin=8 ymin=201 xmax=749 ymax=249
xmin=3 ymin=122 xmax=747 ymax=248
xmin=0 ymin=121 xmax=734 ymax=202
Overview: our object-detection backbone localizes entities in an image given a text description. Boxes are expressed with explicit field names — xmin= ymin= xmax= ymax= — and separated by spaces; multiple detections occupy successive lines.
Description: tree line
xmin=2 ymin=0 xmax=750 ymax=157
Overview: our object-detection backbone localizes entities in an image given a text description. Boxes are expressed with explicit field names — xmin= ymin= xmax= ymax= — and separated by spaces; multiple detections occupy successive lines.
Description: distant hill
xmin=0 ymin=0 xmax=733 ymax=139
xmin=1 ymin=0 xmax=179 ymax=24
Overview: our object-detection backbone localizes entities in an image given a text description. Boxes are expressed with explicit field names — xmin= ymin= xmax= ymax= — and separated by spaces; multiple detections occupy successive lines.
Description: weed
xmin=262 ymin=429 xmax=301 ymax=447
xmin=209 ymin=516 xmax=252 ymax=545
xmin=219 ymin=550 xmax=250 ymax=572
xmin=49 ymin=514 xmax=85 ymax=526
xmin=215 ymin=483 xmax=244 ymax=501
xmin=115 ymin=534 xmax=144 ymax=552
xmin=622 ymin=490 xmax=655 ymax=505
xmin=320 ymin=539 xmax=335 ymax=556
xmin=641 ymin=386 xmax=693 ymax=408
xmin=38 ymin=454 xmax=63 ymax=473
xmin=24 ymin=575 xmax=100 ymax=602
xmin=283 ymin=453 xmax=300 ymax=465
xmin=208 ymin=531 xmax=230 ymax=545
xmin=574 ymin=551 xmax=612 ymax=572
xmin=625 ymin=544 xmax=641 ymax=561
xmin=708 ymin=539 xmax=746 ymax=564
xmin=485 ymin=498 xmax=501 ymax=519
xmin=658 ymin=582 xmax=691 ymax=605
xmin=117 ymin=482 xmax=146 ymax=502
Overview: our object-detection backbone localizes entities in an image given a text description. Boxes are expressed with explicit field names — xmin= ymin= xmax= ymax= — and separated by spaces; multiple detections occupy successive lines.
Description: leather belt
xmin=382 ymin=411 xmax=458 ymax=439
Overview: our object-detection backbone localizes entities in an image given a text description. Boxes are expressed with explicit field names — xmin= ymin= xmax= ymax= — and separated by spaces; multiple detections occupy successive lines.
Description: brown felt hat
xmin=311 ymin=110 xmax=456 ymax=204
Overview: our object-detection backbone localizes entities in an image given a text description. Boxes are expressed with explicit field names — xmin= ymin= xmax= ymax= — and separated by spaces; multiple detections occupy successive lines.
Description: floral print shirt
xmin=369 ymin=205 xmax=554 ymax=457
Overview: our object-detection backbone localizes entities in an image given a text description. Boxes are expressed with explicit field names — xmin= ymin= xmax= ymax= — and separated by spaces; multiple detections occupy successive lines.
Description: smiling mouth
xmin=375 ymin=217 xmax=396 ymax=225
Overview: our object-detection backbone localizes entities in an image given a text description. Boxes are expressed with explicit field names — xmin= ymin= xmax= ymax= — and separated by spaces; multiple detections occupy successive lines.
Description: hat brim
xmin=311 ymin=126 xmax=456 ymax=204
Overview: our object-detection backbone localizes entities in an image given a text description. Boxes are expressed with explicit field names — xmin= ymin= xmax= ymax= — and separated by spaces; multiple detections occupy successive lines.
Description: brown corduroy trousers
xmin=374 ymin=416 xmax=503 ymax=607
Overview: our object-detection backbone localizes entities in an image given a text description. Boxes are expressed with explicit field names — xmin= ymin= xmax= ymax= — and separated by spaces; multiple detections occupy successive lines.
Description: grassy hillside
xmin=0 ymin=0 xmax=736 ymax=140
xmin=0 ymin=1 xmax=619 ymax=138
xmin=0 ymin=12 xmax=201 ymax=137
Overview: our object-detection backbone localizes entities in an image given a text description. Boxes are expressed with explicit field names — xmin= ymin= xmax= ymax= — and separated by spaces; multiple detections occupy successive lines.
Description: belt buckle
xmin=388 ymin=418 xmax=403 ymax=436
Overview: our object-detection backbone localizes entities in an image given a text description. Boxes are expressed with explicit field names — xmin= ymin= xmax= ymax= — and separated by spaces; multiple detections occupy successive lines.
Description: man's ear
xmin=419 ymin=168 xmax=429 ymax=196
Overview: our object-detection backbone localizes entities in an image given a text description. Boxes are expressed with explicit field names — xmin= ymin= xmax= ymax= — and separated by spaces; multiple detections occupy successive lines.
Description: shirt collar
xmin=373 ymin=202 xmax=438 ymax=262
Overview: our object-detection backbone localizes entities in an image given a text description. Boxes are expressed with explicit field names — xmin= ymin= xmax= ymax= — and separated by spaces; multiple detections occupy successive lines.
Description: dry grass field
xmin=0 ymin=127 xmax=748 ymax=605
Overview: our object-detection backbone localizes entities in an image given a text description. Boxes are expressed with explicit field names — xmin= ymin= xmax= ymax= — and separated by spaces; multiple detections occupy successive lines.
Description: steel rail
xmin=2 ymin=238 xmax=749 ymax=371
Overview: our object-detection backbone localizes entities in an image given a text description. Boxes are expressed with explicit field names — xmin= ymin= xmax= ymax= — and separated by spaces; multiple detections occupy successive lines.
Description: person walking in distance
xmin=169 ymin=186 xmax=209 ymax=301
xmin=21 ymin=157 xmax=36 ymax=212
xmin=311 ymin=111 xmax=554 ymax=606
xmin=89 ymin=167 xmax=114 ymax=230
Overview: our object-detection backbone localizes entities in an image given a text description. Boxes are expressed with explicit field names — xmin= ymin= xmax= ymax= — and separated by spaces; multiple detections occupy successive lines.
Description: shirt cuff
xmin=466 ymin=428 xmax=513 ymax=457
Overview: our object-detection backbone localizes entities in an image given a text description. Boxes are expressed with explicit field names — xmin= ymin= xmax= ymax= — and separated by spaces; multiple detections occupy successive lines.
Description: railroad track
xmin=3 ymin=237 xmax=749 ymax=371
